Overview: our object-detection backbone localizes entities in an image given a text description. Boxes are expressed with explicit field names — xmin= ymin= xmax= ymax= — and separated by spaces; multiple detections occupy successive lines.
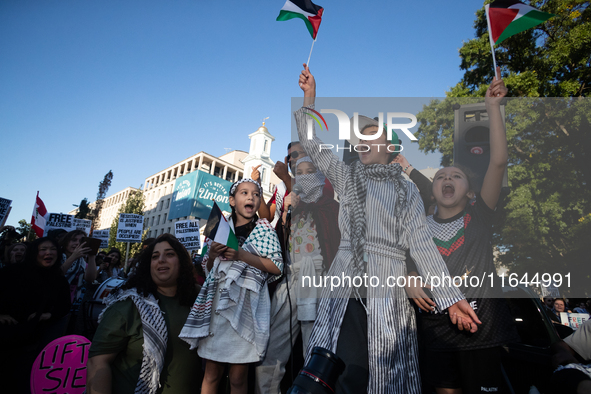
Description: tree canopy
xmin=415 ymin=0 xmax=590 ymax=296
xmin=75 ymin=198 xmax=91 ymax=219
xmin=92 ymin=170 xmax=114 ymax=230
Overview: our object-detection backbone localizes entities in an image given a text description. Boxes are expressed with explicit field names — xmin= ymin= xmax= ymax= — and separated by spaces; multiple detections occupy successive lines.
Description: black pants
xmin=335 ymin=298 xmax=369 ymax=394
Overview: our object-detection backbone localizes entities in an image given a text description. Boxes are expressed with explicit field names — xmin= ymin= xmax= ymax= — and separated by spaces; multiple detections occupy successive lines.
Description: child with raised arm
xmin=296 ymin=64 xmax=480 ymax=394
xmin=418 ymin=70 xmax=519 ymax=394
xmin=179 ymin=179 xmax=283 ymax=394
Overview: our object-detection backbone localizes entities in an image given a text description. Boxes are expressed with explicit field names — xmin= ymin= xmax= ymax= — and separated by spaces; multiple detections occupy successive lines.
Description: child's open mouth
xmin=442 ymin=184 xmax=455 ymax=198
xmin=244 ymin=204 xmax=255 ymax=213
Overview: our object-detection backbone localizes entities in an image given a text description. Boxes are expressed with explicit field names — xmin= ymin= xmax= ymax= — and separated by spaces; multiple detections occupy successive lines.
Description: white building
xmin=142 ymin=121 xmax=280 ymax=238
xmin=241 ymin=121 xmax=276 ymax=194
xmin=143 ymin=151 xmax=248 ymax=238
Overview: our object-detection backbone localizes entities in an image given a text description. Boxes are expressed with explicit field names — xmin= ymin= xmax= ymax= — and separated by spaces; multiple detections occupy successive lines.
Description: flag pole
xmin=306 ymin=8 xmax=322 ymax=67
xmin=485 ymin=5 xmax=500 ymax=79
xmin=306 ymin=39 xmax=316 ymax=67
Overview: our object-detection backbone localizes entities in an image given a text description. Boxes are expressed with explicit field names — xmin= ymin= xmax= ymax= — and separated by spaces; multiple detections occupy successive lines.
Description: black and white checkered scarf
xmin=100 ymin=288 xmax=168 ymax=394
xmin=348 ymin=161 xmax=408 ymax=287
xmin=295 ymin=157 xmax=326 ymax=203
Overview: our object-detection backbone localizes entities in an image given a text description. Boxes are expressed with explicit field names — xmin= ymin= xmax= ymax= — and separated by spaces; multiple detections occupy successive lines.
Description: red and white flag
xmin=31 ymin=192 xmax=49 ymax=238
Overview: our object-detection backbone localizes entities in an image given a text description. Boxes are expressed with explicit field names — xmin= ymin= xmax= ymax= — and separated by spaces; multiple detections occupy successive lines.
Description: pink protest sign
xmin=30 ymin=335 xmax=91 ymax=394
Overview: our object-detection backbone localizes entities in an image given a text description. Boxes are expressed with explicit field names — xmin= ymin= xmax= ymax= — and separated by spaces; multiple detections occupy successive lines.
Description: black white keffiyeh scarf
xmin=99 ymin=288 xmax=168 ymax=394
xmin=295 ymin=157 xmax=326 ymax=204
xmin=348 ymin=161 xmax=408 ymax=291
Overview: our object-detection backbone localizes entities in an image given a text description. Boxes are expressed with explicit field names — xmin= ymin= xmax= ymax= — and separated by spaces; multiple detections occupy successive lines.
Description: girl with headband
xmin=180 ymin=178 xmax=283 ymax=394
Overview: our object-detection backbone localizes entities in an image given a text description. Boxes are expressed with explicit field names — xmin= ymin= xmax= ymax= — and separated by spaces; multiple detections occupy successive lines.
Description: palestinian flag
xmin=31 ymin=191 xmax=49 ymax=238
xmin=277 ymin=0 xmax=324 ymax=39
xmin=204 ymin=201 xmax=239 ymax=250
xmin=486 ymin=0 xmax=554 ymax=45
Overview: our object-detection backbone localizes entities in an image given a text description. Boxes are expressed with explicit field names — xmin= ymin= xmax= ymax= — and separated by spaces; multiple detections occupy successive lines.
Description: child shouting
xmin=180 ymin=179 xmax=283 ymax=394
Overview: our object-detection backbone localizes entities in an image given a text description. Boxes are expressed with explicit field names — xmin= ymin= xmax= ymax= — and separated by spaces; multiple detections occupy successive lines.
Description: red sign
xmin=470 ymin=147 xmax=484 ymax=155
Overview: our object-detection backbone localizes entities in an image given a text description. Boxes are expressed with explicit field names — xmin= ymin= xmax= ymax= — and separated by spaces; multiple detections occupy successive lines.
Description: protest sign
xmin=73 ymin=218 xmax=92 ymax=235
xmin=560 ymin=312 xmax=590 ymax=330
xmin=174 ymin=219 xmax=201 ymax=250
xmin=116 ymin=213 xmax=144 ymax=243
xmin=169 ymin=170 xmax=232 ymax=220
xmin=43 ymin=213 xmax=74 ymax=236
xmin=30 ymin=335 xmax=91 ymax=394
xmin=0 ymin=197 xmax=11 ymax=226
xmin=92 ymin=229 xmax=110 ymax=249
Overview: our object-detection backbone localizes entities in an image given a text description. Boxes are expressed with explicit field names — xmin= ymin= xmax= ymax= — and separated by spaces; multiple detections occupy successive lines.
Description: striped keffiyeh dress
xmin=295 ymin=105 xmax=465 ymax=394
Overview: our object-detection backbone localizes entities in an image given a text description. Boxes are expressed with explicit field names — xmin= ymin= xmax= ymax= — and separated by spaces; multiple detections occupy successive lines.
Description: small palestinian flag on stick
xmin=486 ymin=0 xmax=554 ymax=45
xmin=204 ymin=201 xmax=239 ymax=250
xmin=277 ymin=0 xmax=324 ymax=39
xmin=485 ymin=0 xmax=554 ymax=77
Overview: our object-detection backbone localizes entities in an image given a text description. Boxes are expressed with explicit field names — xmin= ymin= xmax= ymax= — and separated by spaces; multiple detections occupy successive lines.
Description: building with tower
xmin=241 ymin=119 xmax=276 ymax=195
xmin=76 ymin=120 xmax=281 ymax=240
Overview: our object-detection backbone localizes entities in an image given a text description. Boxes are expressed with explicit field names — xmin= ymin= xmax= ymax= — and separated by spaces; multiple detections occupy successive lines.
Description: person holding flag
xmin=180 ymin=178 xmax=283 ymax=394
xmin=296 ymin=64 xmax=480 ymax=394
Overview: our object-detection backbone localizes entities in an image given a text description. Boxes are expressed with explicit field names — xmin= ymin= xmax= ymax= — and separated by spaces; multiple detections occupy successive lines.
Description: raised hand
xmin=251 ymin=164 xmax=262 ymax=184
xmin=486 ymin=67 xmax=508 ymax=106
xmin=71 ymin=242 xmax=92 ymax=260
xmin=390 ymin=153 xmax=412 ymax=174
xmin=274 ymin=156 xmax=291 ymax=183
xmin=299 ymin=63 xmax=316 ymax=97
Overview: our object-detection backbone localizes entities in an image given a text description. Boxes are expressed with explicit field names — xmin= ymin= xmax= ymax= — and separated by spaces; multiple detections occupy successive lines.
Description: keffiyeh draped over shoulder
xmin=99 ymin=288 xmax=168 ymax=394
xmin=179 ymin=218 xmax=282 ymax=357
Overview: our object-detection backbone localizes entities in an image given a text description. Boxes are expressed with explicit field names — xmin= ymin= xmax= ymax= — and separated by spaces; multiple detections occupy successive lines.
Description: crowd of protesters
xmin=1 ymin=66 xmax=590 ymax=394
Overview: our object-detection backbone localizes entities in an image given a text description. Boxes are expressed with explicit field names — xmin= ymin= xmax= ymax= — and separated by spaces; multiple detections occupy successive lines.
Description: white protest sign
xmin=73 ymin=218 xmax=92 ymax=235
xmin=174 ymin=219 xmax=201 ymax=250
xmin=116 ymin=214 xmax=144 ymax=243
xmin=560 ymin=312 xmax=590 ymax=330
xmin=0 ymin=198 xmax=12 ymax=226
xmin=92 ymin=229 xmax=110 ymax=249
xmin=44 ymin=213 xmax=75 ymax=236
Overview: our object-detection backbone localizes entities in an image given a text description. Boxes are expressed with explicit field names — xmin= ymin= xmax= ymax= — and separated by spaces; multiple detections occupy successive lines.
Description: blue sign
xmin=169 ymin=170 xmax=232 ymax=220
xmin=169 ymin=171 xmax=200 ymax=220
xmin=192 ymin=172 xmax=232 ymax=219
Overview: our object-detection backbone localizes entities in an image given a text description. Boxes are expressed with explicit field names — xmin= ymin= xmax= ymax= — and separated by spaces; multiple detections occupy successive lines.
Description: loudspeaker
xmin=453 ymin=102 xmax=508 ymax=193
